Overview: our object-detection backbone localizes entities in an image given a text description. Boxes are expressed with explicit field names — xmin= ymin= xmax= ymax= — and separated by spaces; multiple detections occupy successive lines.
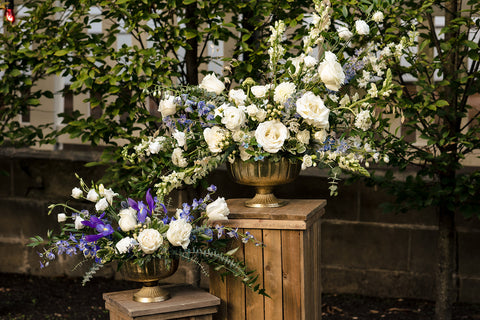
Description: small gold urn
xmin=120 ymin=258 xmax=179 ymax=303
xmin=227 ymin=158 xmax=301 ymax=208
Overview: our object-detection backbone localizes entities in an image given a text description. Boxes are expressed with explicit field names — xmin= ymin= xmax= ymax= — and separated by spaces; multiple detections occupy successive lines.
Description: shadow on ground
xmin=1 ymin=273 xmax=479 ymax=319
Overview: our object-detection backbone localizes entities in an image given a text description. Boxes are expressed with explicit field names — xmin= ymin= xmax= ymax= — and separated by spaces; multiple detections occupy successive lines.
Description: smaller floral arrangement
xmin=29 ymin=176 xmax=264 ymax=295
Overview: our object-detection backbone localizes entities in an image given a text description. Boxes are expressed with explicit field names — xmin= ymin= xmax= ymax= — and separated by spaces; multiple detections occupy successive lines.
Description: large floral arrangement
xmin=29 ymin=176 xmax=264 ymax=294
xmin=122 ymin=0 xmax=407 ymax=199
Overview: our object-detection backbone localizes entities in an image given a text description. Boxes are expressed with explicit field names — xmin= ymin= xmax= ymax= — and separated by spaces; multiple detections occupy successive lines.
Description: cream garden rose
xmin=296 ymin=92 xmax=330 ymax=129
xmin=206 ymin=197 xmax=230 ymax=221
xmin=199 ymin=73 xmax=225 ymax=95
xmin=172 ymin=148 xmax=188 ymax=168
xmin=203 ymin=126 xmax=227 ymax=153
xmin=337 ymin=26 xmax=353 ymax=40
xmin=273 ymin=82 xmax=296 ymax=104
xmin=355 ymin=20 xmax=370 ymax=35
xmin=118 ymin=207 xmax=137 ymax=232
xmin=172 ymin=130 xmax=186 ymax=147
xmin=221 ymin=106 xmax=246 ymax=131
xmin=251 ymin=85 xmax=270 ymax=98
xmin=166 ymin=218 xmax=192 ymax=250
xmin=158 ymin=95 xmax=176 ymax=118
xmin=137 ymin=228 xmax=164 ymax=254
xmin=318 ymin=51 xmax=345 ymax=91
xmin=115 ymin=237 xmax=138 ymax=254
xmin=255 ymin=120 xmax=289 ymax=153
xmin=229 ymin=89 xmax=248 ymax=106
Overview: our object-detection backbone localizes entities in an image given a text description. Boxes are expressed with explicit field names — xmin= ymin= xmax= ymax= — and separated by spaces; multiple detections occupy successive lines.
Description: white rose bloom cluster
xmin=337 ymin=26 xmax=353 ymax=41
xmin=158 ymin=95 xmax=177 ymax=118
xmin=203 ymin=126 xmax=228 ymax=153
xmin=137 ymin=229 xmax=164 ymax=254
xmin=251 ymin=85 xmax=270 ymax=98
xmin=118 ymin=207 xmax=138 ymax=232
xmin=273 ymin=82 xmax=296 ymax=104
xmin=199 ymin=73 xmax=225 ymax=95
xmin=206 ymin=197 xmax=230 ymax=221
xmin=318 ymin=51 xmax=345 ymax=91
xmin=355 ymin=20 xmax=370 ymax=35
xmin=116 ymin=237 xmax=138 ymax=254
xmin=229 ymin=89 xmax=248 ymax=106
xmin=255 ymin=120 xmax=289 ymax=153
xmin=221 ymin=106 xmax=246 ymax=130
xmin=296 ymin=92 xmax=330 ymax=129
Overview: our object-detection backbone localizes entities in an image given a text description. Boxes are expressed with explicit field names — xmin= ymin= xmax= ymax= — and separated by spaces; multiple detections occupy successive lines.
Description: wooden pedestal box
xmin=209 ymin=199 xmax=326 ymax=320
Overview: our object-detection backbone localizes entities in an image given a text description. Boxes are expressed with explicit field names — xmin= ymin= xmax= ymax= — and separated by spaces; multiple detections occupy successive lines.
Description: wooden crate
xmin=103 ymin=284 xmax=220 ymax=320
xmin=209 ymin=199 xmax=326 ymax=320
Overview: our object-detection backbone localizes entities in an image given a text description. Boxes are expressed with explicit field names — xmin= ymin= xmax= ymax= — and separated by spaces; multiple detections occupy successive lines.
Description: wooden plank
xmin=225 ymin=230 xmax=246 ymax=320
xmin=263 ymin=229 xmax=283 ymax=320
xmin=282 ymin=230 xmax=303 ymax=320
xmin=226 ymin=199 xmax=326 ymax=221
xmin=304 ymin=220 xmax=314 ymax=320
xmin=313 ymin=218 xmax=322 ymax=319
xmin=214 ymin=219 xmax=307 ymax=230
xmin=210 ymin=265 xmax=227 ymax=320
xmin=244 ymin=229 xmax=265 ymax=320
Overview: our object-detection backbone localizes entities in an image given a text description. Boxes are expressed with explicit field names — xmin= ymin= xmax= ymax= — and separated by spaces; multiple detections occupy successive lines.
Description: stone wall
xmin=2 ymin=148 xmax=480 ymax=303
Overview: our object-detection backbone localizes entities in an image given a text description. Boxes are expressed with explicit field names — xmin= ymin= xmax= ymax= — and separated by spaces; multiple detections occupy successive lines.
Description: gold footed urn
xmin=121 ymin=258 xmax=179 ymax=303
xmin=227 ymin=158 xmax=301 ymax=208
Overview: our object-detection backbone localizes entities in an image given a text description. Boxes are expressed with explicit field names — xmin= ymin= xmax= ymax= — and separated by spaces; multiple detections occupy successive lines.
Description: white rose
xmin=304 ymin=55 xmax=318 ymax=68
xmin=251 ymin=85 xmax=270 ymax=98
xmin=256 ymin=109 xmax=267 ymax=122
xmin=255 ymin=120 xmax=289 ymax=153
xmin=229 ymin=89 xmax=247 ymax=106
xmin=71 ymin=187 xmax=83 ymax=199
xmin=206 ymin=197 xmax=230 ymax=221
xmin=337 ymin=26 xmax=353 ymax=41
xmin=372 ymin=11 xmax=384 ymax=23
xmin=116 ymin=237 xmax=138 ymax=254
xmin=296 ymin=92 xmax=330 ymax=129
xmin=86 ymin=189 xmax=99 ymax=202
xmin=314 ymin=129 xmax=328 ymax=143
xmin=74 ymin=215 xmax=85 ymax=230
xmin=239 ymin=146 xmax=252 ymax=161
xmin=246 ymin=104 xmax=259 ymax=117
xmin=221 ymin=106 xmax=246 ymax=131
xmin=199 ymin=73 xmax=225 ymax=95
xmin=148 ymin=141 xmax=161 ymax=154
xmin=296 ymin=129 xmax=310 ymax=145
xmin=118 ymin=208 xmax=138 ymax=232
xmin=166 ymin=218 xmax=192 ymax=250
xmin=203 ymin=126 xmax=227 ymax=153
xmin=158 ymin=95 xmax=176 ymax=118
xmin=95 ymin=198 xmax=109 ymax=212
xmin=172 ymin=148 xmax=188 ymax=168
xmin=137 ymin=229 xmax=163 ymax=254
xmin=57 ymin=213 xmax=66 ymax=223
xmin=318 ymin=51 xmax=346 ymax=91
xmin=173 ymin=130 xmax=186 ymax=147
xmin=273 ymin=82 xmax=296 ymax=104
xmin=355 ymin=20 xmax=370 ymax=35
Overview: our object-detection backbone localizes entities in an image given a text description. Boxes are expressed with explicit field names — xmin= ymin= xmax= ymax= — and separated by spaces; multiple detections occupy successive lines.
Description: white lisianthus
xmin=74 ymin=215 xmax=85 ymax=230
xmin=354 ymin=110 xmax=372 ymax=131
xmin=229 ymin=89 xmax=247 ymax=106
xmin=173 ymin=130 xmax=186 ymax=147
xmin=57 ymin=213 xmax=66 ymax=223
xmin=372 ymin=11 xmax=384 ymax=23
xmin=251 ymin=85 xmax=270 ymax=98
xmin=304 ymin=55 xmax=318 ymax=68
xmin=158 ymin=95 xmax=176 ymax=118
xmin=95 ymin=198 xmax=109 ymax=212
xmin=172 ymin=148 xmax=188 ymax=168
xmin=203 ymin=126 xmax=227 ymax=153
xmin=296 ymin=92 xmax=330 ymax=129
xmin=337 ymin=26 xmax=353 ymax=41
xmin=314 ymin=129 xmax=328 ymax=143
xmin=115 ymin=237 xmax=138 ymax=254
xmin=118 ymin=208 xmax=137 ymax=232
xmin=137 ymin=229 xmax=164 ymax=254
xmin=206 ymin=197 xmax=230 ymax=221
xmin=273 ymin=82 xmax=296 ymax=104
xmin=199 ymin=73 xmax=225 ymax=95
xmin=254 ymin=120 xmax=289 ymax=153
xmin=103 ymin=188 xmax=118 ymax=204
xmin=221 ymin=106 xmax=246 ymax=131
xmin=355 ymin=20 xmax=370 ymax=35
xmin=166 ymin=218 xmax=192 ymax=250
xmin=86 ymin=189 xmax=99 ymax=202
xmin=302 ymin=154 xmax=314 ymax=170
xmin=318 ymin=51 xmax=345 ymax=91
xmin=71 ymin=187 xmax=83 ymax=199
xmin=148 ymin=141 xmax=161 ymax=154
xmin=296 ymin=129 xmax=310 ymax=145
xmin=384 ymin=155 xmax=390 ymax=163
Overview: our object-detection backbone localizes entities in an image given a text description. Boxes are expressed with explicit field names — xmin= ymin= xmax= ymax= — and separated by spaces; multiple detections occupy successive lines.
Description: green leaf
xmin=54 ymin=49 xmax=69 ymax=57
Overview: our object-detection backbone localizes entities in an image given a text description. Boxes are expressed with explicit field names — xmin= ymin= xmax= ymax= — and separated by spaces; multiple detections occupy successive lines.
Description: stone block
xmin=0 ymin=158 xmax=12 ymax=197
xmin=409 ymin=229 xmax=437 ymax=274
xmin=321 ymin=266 xmax=436 ymax=300
xmin=458 ymin=230 xmax=480 ymax=276
xmin=0 ymin=242 xmax=28 ymax=273
xmin=456 ymin=213 xmax=480 ymax=230
xmin=458 ymin=276 xmax=480 ymax=303
xmin=322 ymin=221 xmax=410 ymax=271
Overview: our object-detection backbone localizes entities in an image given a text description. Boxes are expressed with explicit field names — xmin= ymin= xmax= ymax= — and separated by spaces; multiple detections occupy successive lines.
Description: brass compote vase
xmin=121 ymin=258 xmax=179 ymax=303
xmin=227 ymin=158 xmax=301 ymax=208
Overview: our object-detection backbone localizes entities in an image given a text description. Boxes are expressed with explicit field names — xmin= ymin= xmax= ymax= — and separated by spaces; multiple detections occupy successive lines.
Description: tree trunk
xmin=185 ymin=3 xmax=198 ymax=85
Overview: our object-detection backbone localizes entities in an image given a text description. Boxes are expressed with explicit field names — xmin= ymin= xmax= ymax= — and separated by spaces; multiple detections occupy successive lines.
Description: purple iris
xmin=128 ymin=189 xmax=166 ymax=223
xmin=82 ymin=213 xmax=114 ymax=242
